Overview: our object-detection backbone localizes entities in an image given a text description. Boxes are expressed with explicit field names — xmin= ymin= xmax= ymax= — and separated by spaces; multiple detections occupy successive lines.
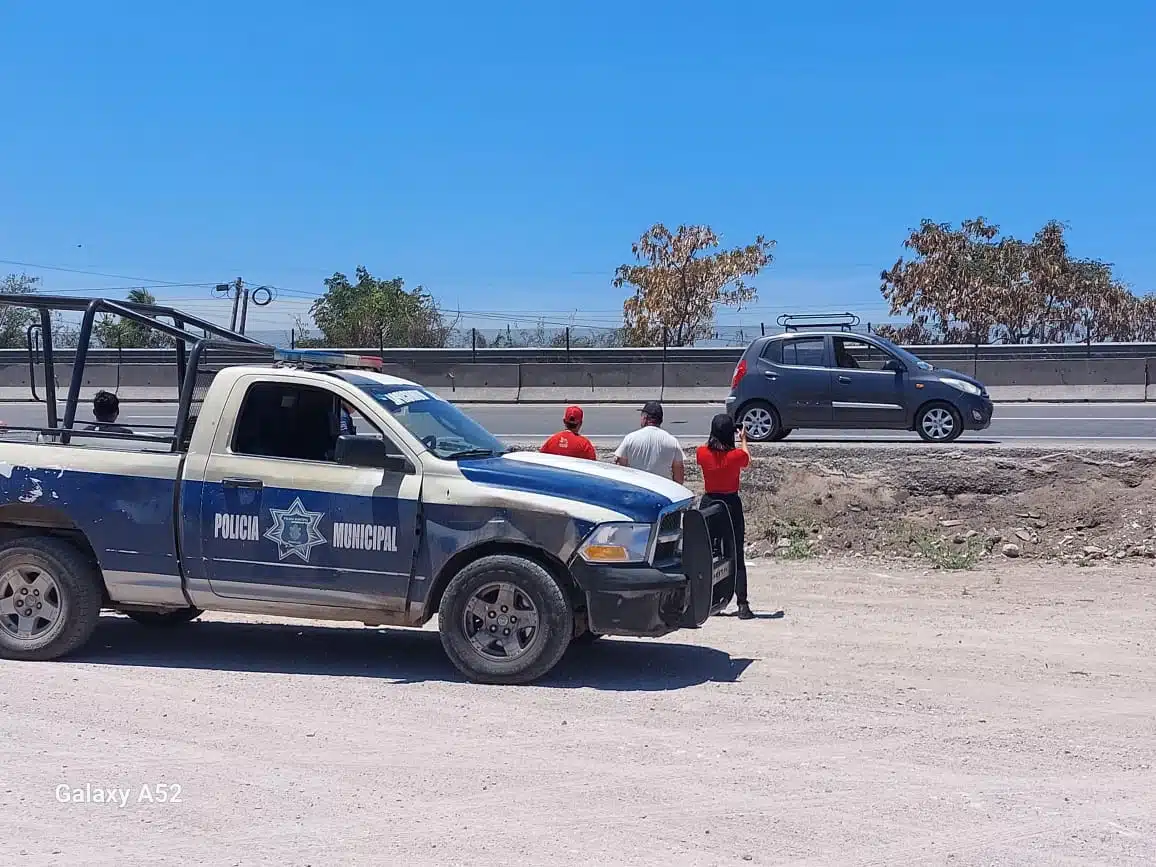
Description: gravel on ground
xmin=570 ymin=444 xmax=1156 ymax=565
xmin=2 ymin=559 xmax=1153 ymax=866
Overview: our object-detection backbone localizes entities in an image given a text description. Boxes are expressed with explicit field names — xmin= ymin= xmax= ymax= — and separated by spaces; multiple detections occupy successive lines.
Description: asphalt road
xmin=3 ymin=401 xmax=1156 ymax=446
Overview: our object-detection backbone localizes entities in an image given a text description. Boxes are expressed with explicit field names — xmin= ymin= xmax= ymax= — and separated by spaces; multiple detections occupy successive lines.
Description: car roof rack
xmin=776 ymin=312 xmax=861 ymax=332
xmin=272 ymin=348 xmax=384 ymax=371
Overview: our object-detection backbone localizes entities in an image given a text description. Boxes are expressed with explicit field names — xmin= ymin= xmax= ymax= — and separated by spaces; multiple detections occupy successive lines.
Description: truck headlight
xmin=577 ymin=523 xmax=652 ymax=564
xmin=940 ymin=377 xmax=983 ymax=396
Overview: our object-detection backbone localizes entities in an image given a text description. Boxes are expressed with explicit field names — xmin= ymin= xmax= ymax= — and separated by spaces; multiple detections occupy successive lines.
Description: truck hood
xmin=456 ymin=450 xmax=693 ymax=524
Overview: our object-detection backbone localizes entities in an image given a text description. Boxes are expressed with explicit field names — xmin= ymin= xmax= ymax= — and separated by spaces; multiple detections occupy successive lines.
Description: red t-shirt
xmin=541 ymin=430 xmax=597 ymax=460
xmin=696 ymin=445 xmax=750 ymax=494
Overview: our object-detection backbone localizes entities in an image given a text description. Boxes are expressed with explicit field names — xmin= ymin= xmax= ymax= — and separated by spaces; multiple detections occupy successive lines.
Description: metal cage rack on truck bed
xmin=0 ymin=294 xmax=272 ymax=450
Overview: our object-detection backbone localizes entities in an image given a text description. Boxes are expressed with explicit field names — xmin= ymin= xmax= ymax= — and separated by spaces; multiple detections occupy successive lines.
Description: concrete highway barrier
xmin=660 ymin=362 xmax=740 ymax=402
xmin=2 ymin=358 xmax=1156 ymax=404
xmin=379 ymin=362 xmax=520 ymax=402
xmin=977 ymin=359 xmax=1149 ymax=402
xmin=518 ymin=363 xmax=664 ymax=402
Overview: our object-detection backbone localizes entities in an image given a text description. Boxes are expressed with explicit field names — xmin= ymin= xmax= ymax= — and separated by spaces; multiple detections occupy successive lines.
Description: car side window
xmin=779 ymin=337 xmax=825 ymax=367
xmin=833 ymin=337 xmax=890 ymax=371
xmin=231 ymin=382 xmax=397 ymax=462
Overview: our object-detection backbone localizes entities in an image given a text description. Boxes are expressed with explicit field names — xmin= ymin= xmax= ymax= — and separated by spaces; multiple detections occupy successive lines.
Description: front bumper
xmin=568 ymin=503 xmax=739 ymax=637
xmin=960 ymin=393 xmax=994 ymax=430
xmin=570 ymin=561 xmax=691 ymax=637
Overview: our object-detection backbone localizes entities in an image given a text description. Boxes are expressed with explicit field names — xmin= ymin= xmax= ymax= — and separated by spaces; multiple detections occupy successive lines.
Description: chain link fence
xmin=261 ymin=320 xmax=890 ymax=350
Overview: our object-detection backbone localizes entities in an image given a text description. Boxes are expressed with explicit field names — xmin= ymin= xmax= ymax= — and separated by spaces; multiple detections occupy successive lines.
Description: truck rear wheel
xmin=0 ymin=537 xmax=103 ymax=661
xmin=125 ymin=608 xmax=203 ymax=627
xmin=437 ymin=554 xmax=572 ymax=685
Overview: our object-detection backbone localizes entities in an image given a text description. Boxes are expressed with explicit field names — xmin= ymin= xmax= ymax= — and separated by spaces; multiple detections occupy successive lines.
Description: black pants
xmin=700 ymin=491 xmax=747 ymax=605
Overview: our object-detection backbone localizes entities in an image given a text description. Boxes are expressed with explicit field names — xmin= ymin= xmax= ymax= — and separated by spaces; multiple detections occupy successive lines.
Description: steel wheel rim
xmin=0 ymin=564 xmax=64 ymax=641
xmin=462 ymin=581 xmax=541 ymax=661
xmin=742 ymin=408 xmax=775 ymax=439
xmin=922 ymin=408 xmax=955 ymax=440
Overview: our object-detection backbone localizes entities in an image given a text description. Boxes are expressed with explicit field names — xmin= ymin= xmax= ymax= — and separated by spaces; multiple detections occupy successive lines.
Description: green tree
xmin=614 ymin=224 xmax=775 ymax=346
xmin=310 ymin=266 xmax=453 ymax=348
xmin=0 ymin=273 xmax=42 ymax=348
xmin=290 ymin=315 xmax=326 ymax=348
xmin=93 ymin=288 xmax=173 ymax=348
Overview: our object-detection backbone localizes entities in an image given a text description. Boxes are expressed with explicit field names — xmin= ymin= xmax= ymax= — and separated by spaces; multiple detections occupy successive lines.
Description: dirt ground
xmin=588 ymin=444 xmax=1156 ymax=566
xmin=1 ymin=559 xmax=1153 ymax=866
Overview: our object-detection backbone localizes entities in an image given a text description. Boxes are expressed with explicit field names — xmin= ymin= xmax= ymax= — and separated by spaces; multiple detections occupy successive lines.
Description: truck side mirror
xmin=335 ymin=434 xmax=413 ymax=473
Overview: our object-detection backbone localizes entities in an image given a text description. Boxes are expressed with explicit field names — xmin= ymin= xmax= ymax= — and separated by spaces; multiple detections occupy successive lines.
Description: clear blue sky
xmin=1 ymin=1 xmax=1153 ymax=336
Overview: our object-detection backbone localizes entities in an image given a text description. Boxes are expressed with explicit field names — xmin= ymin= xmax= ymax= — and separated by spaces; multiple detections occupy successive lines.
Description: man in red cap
xmin=540 ymin=405 xmax=597 ymax=460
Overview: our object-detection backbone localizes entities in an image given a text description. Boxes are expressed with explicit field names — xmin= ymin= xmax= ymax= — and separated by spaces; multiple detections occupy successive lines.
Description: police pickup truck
xmin=0 ymin=344 xmax=737 ymax=684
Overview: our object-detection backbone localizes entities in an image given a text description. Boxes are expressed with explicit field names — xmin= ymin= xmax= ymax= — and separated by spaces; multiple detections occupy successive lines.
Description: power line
xmin=0 ymin=258 xmax=220 ymax=287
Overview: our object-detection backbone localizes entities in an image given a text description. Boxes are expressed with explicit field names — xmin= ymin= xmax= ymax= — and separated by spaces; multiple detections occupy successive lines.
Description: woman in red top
xmin=696 ymin=413 xmax=753 ymax=619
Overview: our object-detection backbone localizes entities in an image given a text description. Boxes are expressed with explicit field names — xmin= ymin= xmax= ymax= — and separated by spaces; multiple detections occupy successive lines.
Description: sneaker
xmin=736 ymin=603 xmax=754 ymax=620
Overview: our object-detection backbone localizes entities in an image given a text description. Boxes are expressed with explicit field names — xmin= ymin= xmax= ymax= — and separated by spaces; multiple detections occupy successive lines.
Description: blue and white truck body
xmin=0 ymin=360 xmax=737 ymax=684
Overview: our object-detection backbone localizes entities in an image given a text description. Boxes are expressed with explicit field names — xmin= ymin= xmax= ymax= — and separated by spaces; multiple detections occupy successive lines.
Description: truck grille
xmin=651 ymin=508 xmax=685 ymax=568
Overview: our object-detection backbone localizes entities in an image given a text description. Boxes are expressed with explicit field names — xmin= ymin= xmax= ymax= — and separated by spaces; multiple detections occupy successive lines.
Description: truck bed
xmin=0 ymin=441 xmax=183 ymax=603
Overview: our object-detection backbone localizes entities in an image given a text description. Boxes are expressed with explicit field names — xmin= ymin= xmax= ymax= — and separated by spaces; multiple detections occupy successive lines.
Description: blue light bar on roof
xmin=273 ymin=348 xmax=384 ymax=370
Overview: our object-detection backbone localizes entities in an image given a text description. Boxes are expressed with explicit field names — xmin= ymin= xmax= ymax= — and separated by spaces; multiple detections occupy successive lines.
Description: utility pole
xmin=239 ymin=280 xmax=251 ymax=334
xmin=229 ymin=277 xmax=244 ymax=332
xmin=213 ymin=279 xmax=274 ymax=336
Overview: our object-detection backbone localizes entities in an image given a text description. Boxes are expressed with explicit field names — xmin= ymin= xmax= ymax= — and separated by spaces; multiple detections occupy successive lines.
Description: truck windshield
xmin=358 ymin=384 xmax=508 ymax=460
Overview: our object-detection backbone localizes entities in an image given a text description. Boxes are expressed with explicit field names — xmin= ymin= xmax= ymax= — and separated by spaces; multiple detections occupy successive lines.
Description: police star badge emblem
xmin=264 ymin=497 xmax=327 ymax=562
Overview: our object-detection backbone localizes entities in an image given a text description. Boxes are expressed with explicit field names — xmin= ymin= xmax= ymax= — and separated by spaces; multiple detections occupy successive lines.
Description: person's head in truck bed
xmin=93 ymin=390 xmax=120 ymax=424
xmin=86 ymin=390 xmax=133 ymax=435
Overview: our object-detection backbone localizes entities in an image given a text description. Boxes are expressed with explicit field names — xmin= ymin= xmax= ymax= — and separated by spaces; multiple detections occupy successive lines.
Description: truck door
xmin=196 ymin=379 xmax=421 ymax=611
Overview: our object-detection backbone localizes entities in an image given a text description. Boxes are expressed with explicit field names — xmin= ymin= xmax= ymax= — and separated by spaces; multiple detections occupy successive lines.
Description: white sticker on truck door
xmin=333 ymin=522 xmax=398 ymax=552
xmin=214 ymin=513 xmax=260 ymax=541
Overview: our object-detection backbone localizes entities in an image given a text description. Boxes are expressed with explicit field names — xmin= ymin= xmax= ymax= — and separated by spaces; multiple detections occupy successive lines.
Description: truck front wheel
xmin=0 ymin=537 xmax=103 ymax=661
xmin=437 ymin=554 xmax=573 ymax=685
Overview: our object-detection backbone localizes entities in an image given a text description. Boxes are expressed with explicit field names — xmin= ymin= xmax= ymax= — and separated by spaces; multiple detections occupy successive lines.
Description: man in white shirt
xmin=613 ymin=400 xmax=685 ymax=483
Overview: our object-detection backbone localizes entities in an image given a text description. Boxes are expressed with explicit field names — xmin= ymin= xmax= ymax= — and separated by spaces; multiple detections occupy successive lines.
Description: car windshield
xmin=357 ymin=384 xmax=508 ymax=460
xmin=874 ymin=336 xmax=934 ymax=370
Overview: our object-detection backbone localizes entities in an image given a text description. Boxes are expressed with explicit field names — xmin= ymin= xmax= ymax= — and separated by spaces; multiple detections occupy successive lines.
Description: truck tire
xmin=438 ymin=554 xmax=573 ymax=685
xmin=0 ymin=536 xmax=103 ymax=661
xmin=125 ymin=607 xmax=203 ymax=627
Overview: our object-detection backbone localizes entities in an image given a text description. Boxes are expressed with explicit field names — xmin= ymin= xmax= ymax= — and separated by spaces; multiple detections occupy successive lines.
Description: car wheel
xmin=768 ymin=428 xmax=793 ymax=442
xmin=438 ymin=554 xmax=573 ymax=685
xmin=916 ymin=402 xmax=963 ymax=443
xmin=738 ymin=402 xmax=781 ymax=443
xmin=125 ymin=607 xmax=203 ymax=627
xmin=0 ymin=537 xmax=103 ymax=661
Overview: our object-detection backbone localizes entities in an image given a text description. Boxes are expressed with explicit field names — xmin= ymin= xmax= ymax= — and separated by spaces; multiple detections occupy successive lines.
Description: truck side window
xmin=231 ymin=382 xmax=392 ymax=462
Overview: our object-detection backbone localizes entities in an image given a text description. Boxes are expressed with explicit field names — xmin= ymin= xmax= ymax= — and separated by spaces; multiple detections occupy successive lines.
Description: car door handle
xmin=763 ymin=371 xmax=777 ymax=380
xmin=222 ymin=477 xmax=263 ymax=489
xmin=837 ymin=375 xmax=852 ymax=383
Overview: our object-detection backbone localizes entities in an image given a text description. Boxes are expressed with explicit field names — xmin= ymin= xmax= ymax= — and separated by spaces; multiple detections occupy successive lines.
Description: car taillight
xmin=731 ymin=359 xmax=747 ymax=389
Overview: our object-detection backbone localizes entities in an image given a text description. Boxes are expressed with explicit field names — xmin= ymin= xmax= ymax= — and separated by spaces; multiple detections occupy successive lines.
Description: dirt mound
xmin=584 ymin=445 xmax=1156 ymax=567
